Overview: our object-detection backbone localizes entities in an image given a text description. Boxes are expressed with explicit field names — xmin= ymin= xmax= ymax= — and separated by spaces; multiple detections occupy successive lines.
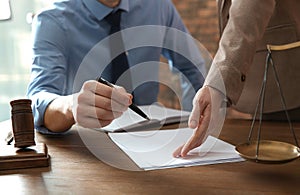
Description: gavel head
xmin=10 ymin=99 xmax=36 ymax=148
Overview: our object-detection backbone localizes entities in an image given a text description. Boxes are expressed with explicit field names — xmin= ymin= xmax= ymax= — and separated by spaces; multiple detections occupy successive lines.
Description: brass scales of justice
xmin=235 ymin=41 xmax=300 ymax=163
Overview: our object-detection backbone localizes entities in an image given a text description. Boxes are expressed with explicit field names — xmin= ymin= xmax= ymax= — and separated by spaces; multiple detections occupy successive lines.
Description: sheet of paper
xmin=109 ymin=128 xmax=244 ymax=170
xmin=98 ymin=105 xmax=190 ymax=132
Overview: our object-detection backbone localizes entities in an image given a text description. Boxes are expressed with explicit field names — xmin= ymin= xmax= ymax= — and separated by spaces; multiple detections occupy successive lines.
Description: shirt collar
xmin=83 ymin=0 xmax=129 ymax=21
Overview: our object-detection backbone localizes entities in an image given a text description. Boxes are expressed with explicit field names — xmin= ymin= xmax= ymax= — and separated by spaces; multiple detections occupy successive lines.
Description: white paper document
xmin=109 ymin=128 xmax=244 ymax=170
xmin=98 ymin=105 xmax=190 ymax=132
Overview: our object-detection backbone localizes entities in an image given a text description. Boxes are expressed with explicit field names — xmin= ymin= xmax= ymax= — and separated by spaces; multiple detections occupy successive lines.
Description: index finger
xmin=95 ymin=82 xmax=132 ymax=106
xmin=179 ymin=104 xmax=211 ymax=157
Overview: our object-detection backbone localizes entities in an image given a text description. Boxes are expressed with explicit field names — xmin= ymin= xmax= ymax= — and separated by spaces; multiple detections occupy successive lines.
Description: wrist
xmin=44 ymin=95 xmax=75 ymax=132
xmin=203 ymin=85 xmax=232 ymax=107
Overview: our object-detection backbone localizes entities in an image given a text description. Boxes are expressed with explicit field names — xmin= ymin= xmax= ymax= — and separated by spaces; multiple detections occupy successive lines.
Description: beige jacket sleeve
xmin=204 ymin=0 xmax=275 ymax=104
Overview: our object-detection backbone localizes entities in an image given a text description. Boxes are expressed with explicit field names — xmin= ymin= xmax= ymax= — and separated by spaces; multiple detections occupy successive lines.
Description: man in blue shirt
xmin=27 ymin=0 xmax=206 ymax=133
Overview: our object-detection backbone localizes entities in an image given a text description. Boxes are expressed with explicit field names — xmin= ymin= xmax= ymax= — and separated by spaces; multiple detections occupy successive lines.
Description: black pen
xmin=97 ymin=77 xmax=150 ymax=120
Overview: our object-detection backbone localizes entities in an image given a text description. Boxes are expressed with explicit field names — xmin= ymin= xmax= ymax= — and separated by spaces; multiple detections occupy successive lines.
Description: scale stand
xmin=236 ymin=41 xmax=300 ymax=163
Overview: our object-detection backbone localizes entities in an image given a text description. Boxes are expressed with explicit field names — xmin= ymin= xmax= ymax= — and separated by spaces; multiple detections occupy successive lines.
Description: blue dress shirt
xmin=27 ymin=0 xmax=206 ymax=133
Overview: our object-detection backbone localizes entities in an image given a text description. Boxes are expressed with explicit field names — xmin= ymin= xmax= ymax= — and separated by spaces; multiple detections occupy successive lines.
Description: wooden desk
xmin=0 ymin=119 xmax=299 ymax=194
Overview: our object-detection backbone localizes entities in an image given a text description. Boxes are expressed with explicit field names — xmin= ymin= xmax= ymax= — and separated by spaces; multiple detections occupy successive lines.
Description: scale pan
xmin=236 ymin=140 xmax=300 ymax=164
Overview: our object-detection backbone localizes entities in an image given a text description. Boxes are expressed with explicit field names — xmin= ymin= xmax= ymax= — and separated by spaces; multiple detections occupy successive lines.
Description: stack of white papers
xmin=98 ymin=105 xmax=190 ymax=132
xmin=109 ymin=128 xmax=244 ymax=170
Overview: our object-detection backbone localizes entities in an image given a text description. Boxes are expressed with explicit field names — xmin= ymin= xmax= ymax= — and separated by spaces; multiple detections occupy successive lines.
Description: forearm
xmin=206 ymin=0 xmax=275 ymax=104
xmin=44 ymin=95 xmax=75 ymax=132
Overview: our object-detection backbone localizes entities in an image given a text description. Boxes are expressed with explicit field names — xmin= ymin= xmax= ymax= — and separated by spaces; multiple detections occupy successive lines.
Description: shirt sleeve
xmin=26 ymin=11 xmax=68 ymax=133
xmin=205 ymin=0 xmax=276 ymax=104
xmin=160 ymin=0 xmax=206 ymax=111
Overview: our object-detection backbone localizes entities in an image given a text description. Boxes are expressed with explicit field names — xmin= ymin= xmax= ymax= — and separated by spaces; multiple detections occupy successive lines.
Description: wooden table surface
xmin=0 ymin=119 xmax=299 ymax=194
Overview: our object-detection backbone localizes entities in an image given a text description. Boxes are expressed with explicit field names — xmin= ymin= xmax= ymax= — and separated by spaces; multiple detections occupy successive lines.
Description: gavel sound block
xmin=0 ymin=143 xmax=50 ymax=171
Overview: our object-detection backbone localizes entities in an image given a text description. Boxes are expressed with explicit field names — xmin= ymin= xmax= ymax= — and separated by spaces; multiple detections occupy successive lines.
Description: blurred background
xmin=0 ymin=0 xmax=219 ymax=121
xmin=0 ymin=0 xmax=53 ymax=121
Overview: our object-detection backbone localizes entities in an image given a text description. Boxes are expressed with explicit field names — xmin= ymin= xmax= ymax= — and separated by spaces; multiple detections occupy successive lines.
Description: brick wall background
xmin=173 ymin=0 xmax=219 ymax=56
xmin=158 ymin=0 xmax=220 ymax=110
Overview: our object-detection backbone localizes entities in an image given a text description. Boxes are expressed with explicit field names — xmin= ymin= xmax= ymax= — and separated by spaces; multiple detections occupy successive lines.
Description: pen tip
xmin=146 ymin=117 xmax=151 ymax=121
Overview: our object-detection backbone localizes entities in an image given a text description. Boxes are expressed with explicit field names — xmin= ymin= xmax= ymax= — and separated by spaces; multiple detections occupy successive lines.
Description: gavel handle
xmin=5 ymin=131 xmax=14 ymax=145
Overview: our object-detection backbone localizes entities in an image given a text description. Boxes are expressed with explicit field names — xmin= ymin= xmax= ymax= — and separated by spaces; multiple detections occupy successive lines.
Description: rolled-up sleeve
xmin=26 ymin=11 xmax=68 ymax=131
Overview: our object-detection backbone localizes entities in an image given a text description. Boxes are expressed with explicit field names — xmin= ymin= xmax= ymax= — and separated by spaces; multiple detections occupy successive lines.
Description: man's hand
xmin=73 ymin=80 xmax=132 ymax=128
xmin=173 ymin=86 xmax=226 ymax=157
xmin=44 ymin=80 xmax=132 ymax=132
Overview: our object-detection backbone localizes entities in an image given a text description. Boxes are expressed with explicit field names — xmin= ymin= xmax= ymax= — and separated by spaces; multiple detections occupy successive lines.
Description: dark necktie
xmin=104 ymin=10 xmax=133 ymax=94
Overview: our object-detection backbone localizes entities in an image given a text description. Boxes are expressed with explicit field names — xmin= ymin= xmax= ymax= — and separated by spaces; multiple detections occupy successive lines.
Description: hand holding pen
xmin=97 ymin=77 xmax=150 ymax=121
xmin=71 ymin=78 xmax=133 ymax=129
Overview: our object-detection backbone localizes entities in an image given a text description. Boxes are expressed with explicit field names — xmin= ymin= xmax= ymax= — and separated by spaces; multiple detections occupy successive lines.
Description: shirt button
xmin=125 ymin=51 xmax=129 ymax=56
xmin=241 ymin=74 xmax=246 ymax=82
